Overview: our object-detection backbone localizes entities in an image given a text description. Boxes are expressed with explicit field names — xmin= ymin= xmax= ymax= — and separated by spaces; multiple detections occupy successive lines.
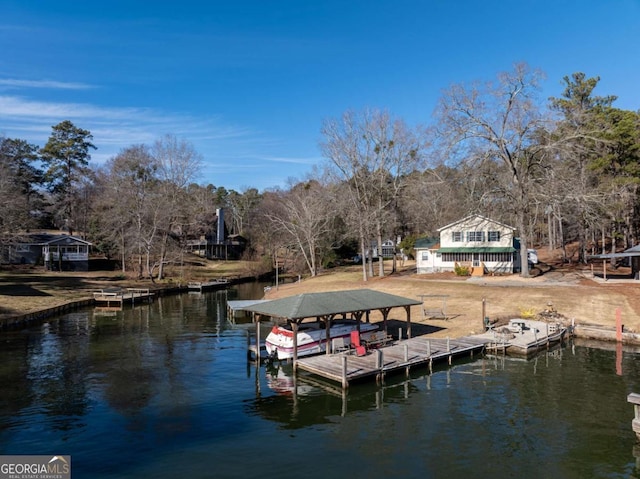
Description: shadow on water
xmin=246 ymin=347 xmax=570 ymax=430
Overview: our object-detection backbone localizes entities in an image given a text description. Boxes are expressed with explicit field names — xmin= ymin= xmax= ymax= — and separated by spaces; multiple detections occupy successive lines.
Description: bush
xmin=519 ymin=306 xmax=536 ymax=319
xmin=454 ymin=263 xmax=471 ymax=276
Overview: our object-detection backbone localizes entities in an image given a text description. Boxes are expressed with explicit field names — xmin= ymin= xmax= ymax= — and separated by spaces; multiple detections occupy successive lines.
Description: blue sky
xmin=1 ymin=1 xmax=639 ymax=192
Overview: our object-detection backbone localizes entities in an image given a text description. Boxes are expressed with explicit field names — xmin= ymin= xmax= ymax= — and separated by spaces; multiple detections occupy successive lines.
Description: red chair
xmin=350 ymin=330 xmax=367 ymax=356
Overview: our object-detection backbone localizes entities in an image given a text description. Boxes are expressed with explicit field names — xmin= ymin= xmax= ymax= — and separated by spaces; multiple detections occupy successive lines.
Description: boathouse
xmin=243 ymin=289 xmax=422 ymax=363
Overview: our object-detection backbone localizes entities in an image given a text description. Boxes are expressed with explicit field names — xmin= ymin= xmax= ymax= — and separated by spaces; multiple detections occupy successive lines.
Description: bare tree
xmin=263 ymin=180 xmax=334 ymax=277
xmin=321 ymin=109 xmax=423 ymax=280
xmin=95 ymin=145 xmax=159 ymax=276
xmin=151 ymin=135 xmax=202 ymax=280
xmin=433 ymin=63 xmax=552 ymax=277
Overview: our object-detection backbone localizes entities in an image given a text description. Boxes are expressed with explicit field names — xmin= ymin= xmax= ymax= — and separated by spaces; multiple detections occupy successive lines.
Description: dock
xmin=187 ymin=278 xmax=229 ymax=292
xmin=93 ymin=288 xmax=154 ymax=307
xmin=295 ymin=335 xmax=490 ymax=388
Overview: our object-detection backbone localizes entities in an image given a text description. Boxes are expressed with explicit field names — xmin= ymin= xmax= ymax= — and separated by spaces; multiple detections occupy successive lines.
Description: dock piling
xmin=403 ymin=344 xmax=409 ymax=375
xmin=376 ymin=349 xmax=384 ymax=384
xmin=341 ymin=355 xmax=348 ymax=389
xmin=628 ymin=393 xmax=640 ymax=438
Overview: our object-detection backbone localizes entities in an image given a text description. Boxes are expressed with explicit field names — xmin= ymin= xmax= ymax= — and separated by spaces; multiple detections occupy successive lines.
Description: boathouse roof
xmin=243 ymin=289 xmax=422 ymax=321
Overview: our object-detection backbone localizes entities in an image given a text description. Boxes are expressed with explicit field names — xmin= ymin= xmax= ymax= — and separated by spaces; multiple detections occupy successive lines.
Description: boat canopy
xmin=243 ymin=289 xmax=421 ymax=321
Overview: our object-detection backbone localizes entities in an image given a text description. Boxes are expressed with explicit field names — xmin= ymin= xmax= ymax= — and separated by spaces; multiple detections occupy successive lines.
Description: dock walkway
xmin=187 ymin=278 xmax=229 ymax=292
xmin=295 ymin=335 xmax=491 ymax=388
xmin=93 ymin=288 xmax=154 ymax=307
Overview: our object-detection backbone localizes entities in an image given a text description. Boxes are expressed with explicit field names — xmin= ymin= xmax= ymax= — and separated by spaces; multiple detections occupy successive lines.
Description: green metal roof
xmin=437 ymin=247 xmax=516 ymax=253
xmin=414 ymin=237 xmax=439 ymax=249
xmin=243 ymin=289 xmax=422 ymax=320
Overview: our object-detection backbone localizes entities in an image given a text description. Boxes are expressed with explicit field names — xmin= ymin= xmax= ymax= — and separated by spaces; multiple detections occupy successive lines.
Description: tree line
xmin=2 ymin=64 xmax=639 ymax=281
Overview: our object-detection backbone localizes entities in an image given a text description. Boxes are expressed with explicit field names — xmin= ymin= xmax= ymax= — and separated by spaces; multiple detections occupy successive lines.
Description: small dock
xmin=93 ymin=288 xmax=154 ymax=307
xmin=188 ymin=278 xmax=229 ymax=292
xmin=295 ymin=335 xmax=490 ymax=388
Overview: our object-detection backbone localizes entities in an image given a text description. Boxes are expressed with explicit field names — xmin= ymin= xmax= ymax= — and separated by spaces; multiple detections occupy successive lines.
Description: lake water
xmin=1 ymin=282 xmax=640 ymax=479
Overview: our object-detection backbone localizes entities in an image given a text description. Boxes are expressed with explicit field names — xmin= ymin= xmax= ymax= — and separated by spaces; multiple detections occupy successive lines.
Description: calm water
xmin=1 ymin=282 xmax=640 ymax=479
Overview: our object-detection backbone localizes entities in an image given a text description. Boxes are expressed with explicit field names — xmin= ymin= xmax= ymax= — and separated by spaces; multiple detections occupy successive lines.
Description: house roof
xmin=243 ymin=289 xmax=422 ymax=321
xmin=20 ymin=233 xmax=92 ymax=246
xmin=438 ymin=247 xmax=516 ymax=254
xmin=437 ymin=214 xmax=515 ymax=233
xmin=414 ymin=237 xmax=439 ymax=250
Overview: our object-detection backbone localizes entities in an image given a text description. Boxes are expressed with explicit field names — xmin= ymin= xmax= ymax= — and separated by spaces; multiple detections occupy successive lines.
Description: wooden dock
xmin=93 ymin=288 xmax=154 ymax=307
xmin=295 ymin=335 xmax=491 ymax=388
xmin=187 ymin=278 xmax=229 ymax=292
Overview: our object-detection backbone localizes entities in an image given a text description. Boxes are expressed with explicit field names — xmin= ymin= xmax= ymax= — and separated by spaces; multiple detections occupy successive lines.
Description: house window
xmin=421 ymin=251 xmax=429 ymax=261
xmin=452 ymin=232 xmax=463 ymax=242
xmin=466 ymin=231 xmax=485 ymax=242
xmin=488 ymin=231 xmax=501 ymax=242
xmin=16 ymin=244 xmax=30 ymax=252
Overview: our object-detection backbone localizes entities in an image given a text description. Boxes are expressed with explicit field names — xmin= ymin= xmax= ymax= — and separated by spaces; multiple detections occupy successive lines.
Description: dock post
xmin=404 ymin=344 xmax=409 ymax=375
xmin=255 ymin=320 xmax=261 ymax=366
xmin=341 ymin=355 xmax=348 ymax=389
xmin=376 ymin=349 xmax=384 ymax=384
xmin=447 ymin=337 xmax=452 ymax=365
xmin=628 ymin=393 xmax=640 ymax=439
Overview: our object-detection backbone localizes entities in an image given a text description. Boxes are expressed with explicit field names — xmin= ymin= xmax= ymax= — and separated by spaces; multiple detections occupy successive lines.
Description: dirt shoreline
xmin=2 ymin=263 xmax=639 ymax=346
xmin=262 ymin=263 xmax=640 ymax=344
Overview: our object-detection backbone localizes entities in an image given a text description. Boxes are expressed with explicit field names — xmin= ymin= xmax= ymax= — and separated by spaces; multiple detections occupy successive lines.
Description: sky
xmin=1 ymin=1 xmax=639 ymax=192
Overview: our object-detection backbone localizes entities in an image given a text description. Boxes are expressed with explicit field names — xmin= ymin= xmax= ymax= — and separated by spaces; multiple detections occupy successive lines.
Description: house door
xmin=472 ymin=253 xmax=481 ymax=267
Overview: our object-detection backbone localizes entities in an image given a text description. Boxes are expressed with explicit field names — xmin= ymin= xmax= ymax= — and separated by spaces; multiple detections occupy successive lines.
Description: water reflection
xmin=252 ymin=347 xmax=575 ymax=428
xmin=2 ymin=285 xmax=640 ymax=479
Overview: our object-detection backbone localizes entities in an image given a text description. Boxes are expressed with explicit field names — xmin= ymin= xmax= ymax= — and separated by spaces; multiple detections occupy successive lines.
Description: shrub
xmin=454 ymin=263 xmax=471 ymax=276
xmin=519 ymin=306 xmax=536 ymax=319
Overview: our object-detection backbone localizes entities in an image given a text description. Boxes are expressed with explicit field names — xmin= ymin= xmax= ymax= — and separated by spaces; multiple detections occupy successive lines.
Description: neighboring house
xmin=416 ymin=215 xmax=518 ymax=275
xmin=371 ymin=239 xmax=397 ymax=259
xmin=184 ymin=208 xmax=247 ymax=260
xmin=2 ymin=233 xmax=91 ymax=271
xmin=414 ymin=237 xmax=440 ymax=274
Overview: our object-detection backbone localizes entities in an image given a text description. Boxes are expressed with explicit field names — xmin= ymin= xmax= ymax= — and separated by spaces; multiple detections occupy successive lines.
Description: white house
xmin=415 ymin=215 xmax=518 ymax=275
xmin=414 ymin=237 xmax=440 ymax=274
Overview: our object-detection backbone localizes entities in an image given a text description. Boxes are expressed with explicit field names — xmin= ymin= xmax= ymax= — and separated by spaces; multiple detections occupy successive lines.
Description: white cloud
xmin=0 ymin=78 xmax=94 ymax=90
xmin=0 ymin=94 xmax=316 ymax=190
xmin=0 ymin=95 xmax=251 ymax=145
